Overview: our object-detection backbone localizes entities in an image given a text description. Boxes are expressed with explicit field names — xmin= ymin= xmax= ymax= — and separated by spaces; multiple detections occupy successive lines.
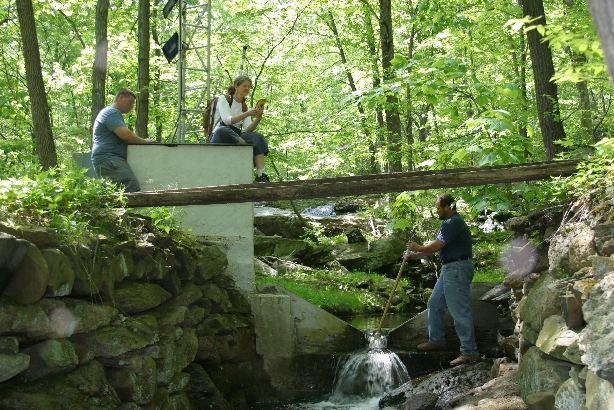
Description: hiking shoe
xmin=417 ymin=341 xmax=446 ymax=352
xmin=450 ymin=354 xmax=480 ymax=366
xmin=254 ymin=173 xmax=270 ymax=183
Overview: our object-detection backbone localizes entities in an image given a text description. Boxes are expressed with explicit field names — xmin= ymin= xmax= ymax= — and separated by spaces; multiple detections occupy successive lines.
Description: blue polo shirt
xmin=436 ymin=213 xmax=472 ymax=263
xmin=91 ymin=106 xmax=128 ymax=161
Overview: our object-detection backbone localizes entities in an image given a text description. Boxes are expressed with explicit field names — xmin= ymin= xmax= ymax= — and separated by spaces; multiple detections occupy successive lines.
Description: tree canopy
xmin=1 ymin=0 xmax=612 ymax=212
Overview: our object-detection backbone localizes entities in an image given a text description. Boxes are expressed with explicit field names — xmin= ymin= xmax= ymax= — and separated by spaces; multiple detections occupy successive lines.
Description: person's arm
xmin=244 ymin=106 xmax=263 ymax=133
xmin=218 ymin=96 xmax=257 ymax=125
xmin=113 ymin=126 xmax=151 ymax=144
xmin=406 ymin=240 xmax=445 ymax=257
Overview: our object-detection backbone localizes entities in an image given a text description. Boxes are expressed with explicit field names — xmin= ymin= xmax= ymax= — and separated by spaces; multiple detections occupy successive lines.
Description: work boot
xmin=254 ymin=173 xmax=270 ymax=183
xmin=416 ymin=341 xmax=446 ymax=352
xmin=450 ymin=354 xmax=481 ymax=366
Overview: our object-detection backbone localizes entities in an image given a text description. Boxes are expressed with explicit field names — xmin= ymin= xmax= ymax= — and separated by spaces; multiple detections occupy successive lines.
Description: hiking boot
xmin=416 ymin=341 xmax=446 ymax=352
xmin=450 ymin=354 xmax=481 ymax=366
xmin=254 ymin=173 xmax=270 ymax=183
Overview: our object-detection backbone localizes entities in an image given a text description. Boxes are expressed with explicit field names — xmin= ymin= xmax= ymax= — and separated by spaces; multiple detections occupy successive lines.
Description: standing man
xmin=405 ymin=194 xmax=479 ymax=366
xmin=92 ymin=88 xmax=151 ymax=192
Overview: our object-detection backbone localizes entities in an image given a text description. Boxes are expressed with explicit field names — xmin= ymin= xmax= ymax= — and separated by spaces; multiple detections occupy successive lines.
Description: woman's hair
xmin=437 ymin=193 xmax=456 ymax=210
xmin=227 ymin=75 xmax=252 ymax=95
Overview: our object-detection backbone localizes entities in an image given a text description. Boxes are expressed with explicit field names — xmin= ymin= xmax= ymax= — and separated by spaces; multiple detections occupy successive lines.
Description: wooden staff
xmin=375 ymin=252 xmax=409 ymax=335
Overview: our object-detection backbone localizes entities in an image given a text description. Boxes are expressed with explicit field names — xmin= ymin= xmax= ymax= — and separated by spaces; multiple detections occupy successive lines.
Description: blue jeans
xmin=210 ymin=126 xmax=269 ymax=156
xmin=427 ymin=260 xmax=478 ymax=356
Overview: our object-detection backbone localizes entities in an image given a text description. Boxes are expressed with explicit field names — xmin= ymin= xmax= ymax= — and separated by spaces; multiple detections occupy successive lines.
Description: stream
xmin=289 ymin=332 xmax=409 ymax=409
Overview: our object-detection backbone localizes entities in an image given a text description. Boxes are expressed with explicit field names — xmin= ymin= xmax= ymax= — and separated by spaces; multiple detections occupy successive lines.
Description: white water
xmin=293 ymin=332 xmax=410 ymax=409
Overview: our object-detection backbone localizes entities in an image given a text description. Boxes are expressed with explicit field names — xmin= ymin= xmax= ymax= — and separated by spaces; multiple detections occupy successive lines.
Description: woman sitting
xmin=210 ymin=75 xmax=270 ymax=182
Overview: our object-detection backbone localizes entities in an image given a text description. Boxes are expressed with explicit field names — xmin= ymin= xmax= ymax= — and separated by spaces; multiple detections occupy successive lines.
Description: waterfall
xmin=296 ymin=331 xmax=410 ymax=409
xmin=330 ymin=332 xmax=409 ymax=401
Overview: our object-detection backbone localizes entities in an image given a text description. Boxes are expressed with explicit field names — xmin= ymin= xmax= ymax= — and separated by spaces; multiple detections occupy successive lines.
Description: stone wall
xmin=0 ymin=223 xmax=270 ymax=409
xmin=506 ymin=198 xmax=614 ymax=409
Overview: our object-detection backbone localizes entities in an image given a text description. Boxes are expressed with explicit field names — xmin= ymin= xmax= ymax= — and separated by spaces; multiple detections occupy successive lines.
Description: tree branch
xmin=251 ymin=1 xmax=312 ymax=104
xmin=58 ymin=10 xmax=86 ymax=48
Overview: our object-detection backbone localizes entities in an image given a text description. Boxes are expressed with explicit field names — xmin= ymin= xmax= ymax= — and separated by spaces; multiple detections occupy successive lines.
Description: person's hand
xmin=406 ymin=241 xmax=421 ymax=252
xmin=404 ymin=250 xmax=420 ymax=260
xmin=237 ymin=137 xmax=247 ymax=144
xmin=248 ymin=108 xmax=260 ymax=116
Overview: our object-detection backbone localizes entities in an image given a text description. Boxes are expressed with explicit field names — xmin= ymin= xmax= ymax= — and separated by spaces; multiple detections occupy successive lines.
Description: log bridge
xmin=125 ymin=160 xmax=578 ymax=207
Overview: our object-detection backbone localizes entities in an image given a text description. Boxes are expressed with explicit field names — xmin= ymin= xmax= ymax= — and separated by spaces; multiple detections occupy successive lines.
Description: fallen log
xmin=125 ymin=161 xmax=578 ymax=207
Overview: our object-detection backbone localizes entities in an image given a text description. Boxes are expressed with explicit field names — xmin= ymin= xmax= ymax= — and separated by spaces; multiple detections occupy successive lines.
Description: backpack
xmin=203 ymin=94 xmax=249 ymax=141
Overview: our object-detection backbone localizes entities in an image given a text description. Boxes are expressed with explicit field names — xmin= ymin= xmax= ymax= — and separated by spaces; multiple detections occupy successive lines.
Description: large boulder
xmin=594 ymin=222 xmax=614 ymax=256
xmin=535 ymin=315 xmax=582 ymax=364
xmin=554 ymin=377 xmax=585 ymax=410
xmin=380 ymin=362 xmax=491 ymax=409
xmin=254 ymin=209 xmax=305 ymax=239
xmin=0 ymin=300 xmax=50 ymax=336
xmin=548 ymin=222 xmax=596 ymax=274
xmin=579 ymin=271 xmax=614 ymax=382
xmin=585 ymin=371 xmax=614 ymax=410
xmin=40 ymin=248 xmax=75 ymax=297
xmin=196 ymin=244 xmax=228 ymax=282
xmin=114 ymin=282 xmax=171 ymax=313
xmin=254 ymin=235 xmax=309 ymax=260
xmin=2 ymin=242 xmax=49 ymax=305
xmin=0 ymin=353 xmax=30 ymax=382
xmin=517 ymin=273 xmax=564 ymax=340
xmin=517 ymin=346 xmax=575 ymax=401
xmin=106 ymin=355 xmax=157 ymax=405
xmin=72 ymin=315 xmax=159 ymax=358
xmin=0 ymin=360 xmax=121 ymax=409
xmin=21 ymin=339 xmax=78 ymax=380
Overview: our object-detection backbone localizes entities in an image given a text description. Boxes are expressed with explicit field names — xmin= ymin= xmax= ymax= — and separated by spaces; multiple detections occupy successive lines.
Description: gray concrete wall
xmin=127 ymin=144 xmax=255 ymax=292
xmin=250 ymin=285 xmax=365 ymax=398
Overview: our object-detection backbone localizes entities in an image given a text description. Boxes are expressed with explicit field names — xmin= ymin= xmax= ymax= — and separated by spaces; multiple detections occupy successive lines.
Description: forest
xmin=1 ymin=0 xmax=612 ymax=192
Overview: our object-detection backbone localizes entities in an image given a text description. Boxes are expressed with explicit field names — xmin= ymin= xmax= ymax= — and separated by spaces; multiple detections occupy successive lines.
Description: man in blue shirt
xmin=92 ymin=89 xmax=151 ymax=192
xmin=405 ymin=194 xmax=479 ymax=366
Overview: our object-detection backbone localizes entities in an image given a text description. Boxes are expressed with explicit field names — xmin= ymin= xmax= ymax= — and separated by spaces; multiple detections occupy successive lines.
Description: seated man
xmin=209 ymin=75 xmax=270 ymax=183
xmin=91 ymin=88 xmax=151 ymax=192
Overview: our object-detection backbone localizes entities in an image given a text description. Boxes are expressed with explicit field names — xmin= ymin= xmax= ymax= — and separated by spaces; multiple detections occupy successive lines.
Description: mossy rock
xmin=73 ymin=315 xmax=159 ymax=358
xmin=2 ymin=243 xmax=49 ymax=305
xmin=114 ymin=282 xmax=172 ymax=313
xmin=0 ymin=360 xmax=121 ymax=409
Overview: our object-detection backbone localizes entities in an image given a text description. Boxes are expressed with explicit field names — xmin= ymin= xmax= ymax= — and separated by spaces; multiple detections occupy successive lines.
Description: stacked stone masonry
xmin=0 ymin=225 xmax=270 ymax=409
xmin=505 ymin=200 xmax=614 ymax=410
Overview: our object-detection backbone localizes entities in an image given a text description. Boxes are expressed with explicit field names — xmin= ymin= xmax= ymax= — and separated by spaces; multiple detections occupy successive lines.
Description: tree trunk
xmin=91 ymin=0 xmax=109 ymax=139
xmin=587 ymin=0 xmax=614 ymax=85
xmin=379 ymin=0 xmax=403 ymax=172
xmin=152 ymin=2 xmax=163 ymax=142
xmin=361 ymin=3 xmax=383 ymax=172
xmin=136 ymin=0 xmax=150 ymax=139
xmin=16 ymin=0 xmax=57 ymax=169
xmin=326 ymin=12 xmax=374 ymax=173
xmin=404 ymin=25 xmax=416 ymax=171
xmin=522 ymin=0 xmax=566 ymax=160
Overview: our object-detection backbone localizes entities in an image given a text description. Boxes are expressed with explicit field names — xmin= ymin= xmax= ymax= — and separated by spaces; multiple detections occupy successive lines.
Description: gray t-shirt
xmin=436 ymin=213 xmax=472 ymax=263
xmin=91 ymin=106 xmax=127 ymax=161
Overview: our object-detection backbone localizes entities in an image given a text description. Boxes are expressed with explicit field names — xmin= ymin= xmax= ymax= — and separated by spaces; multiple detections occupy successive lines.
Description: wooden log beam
xmin=125 ymin=161 xmax=578 ymax=207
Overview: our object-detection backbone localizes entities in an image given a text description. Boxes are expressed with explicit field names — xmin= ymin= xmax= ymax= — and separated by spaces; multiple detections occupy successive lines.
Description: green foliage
xmin=256 ymin=268 xmax=412 ymax=314
xmin=135 ymin=207 xmax=185 ymax=235
xmin=553 ymin=137 xmax=614 ymax=200
xmin=0 ymin=166 xmax=125 ymax=243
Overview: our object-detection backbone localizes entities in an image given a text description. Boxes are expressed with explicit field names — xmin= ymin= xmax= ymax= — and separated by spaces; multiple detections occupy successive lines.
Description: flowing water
xmin=292 ymin=332 xmax=410 ymax=409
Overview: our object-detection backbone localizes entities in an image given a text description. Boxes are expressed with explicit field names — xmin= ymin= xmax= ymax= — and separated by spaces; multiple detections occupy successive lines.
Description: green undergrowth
xmin=256 ymin=269 xmax=409 ymax=314
xmin=472 ymin=229 xmax=512 ymax=283
xmin=0 ymin=166 xmax=189 ymax=245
